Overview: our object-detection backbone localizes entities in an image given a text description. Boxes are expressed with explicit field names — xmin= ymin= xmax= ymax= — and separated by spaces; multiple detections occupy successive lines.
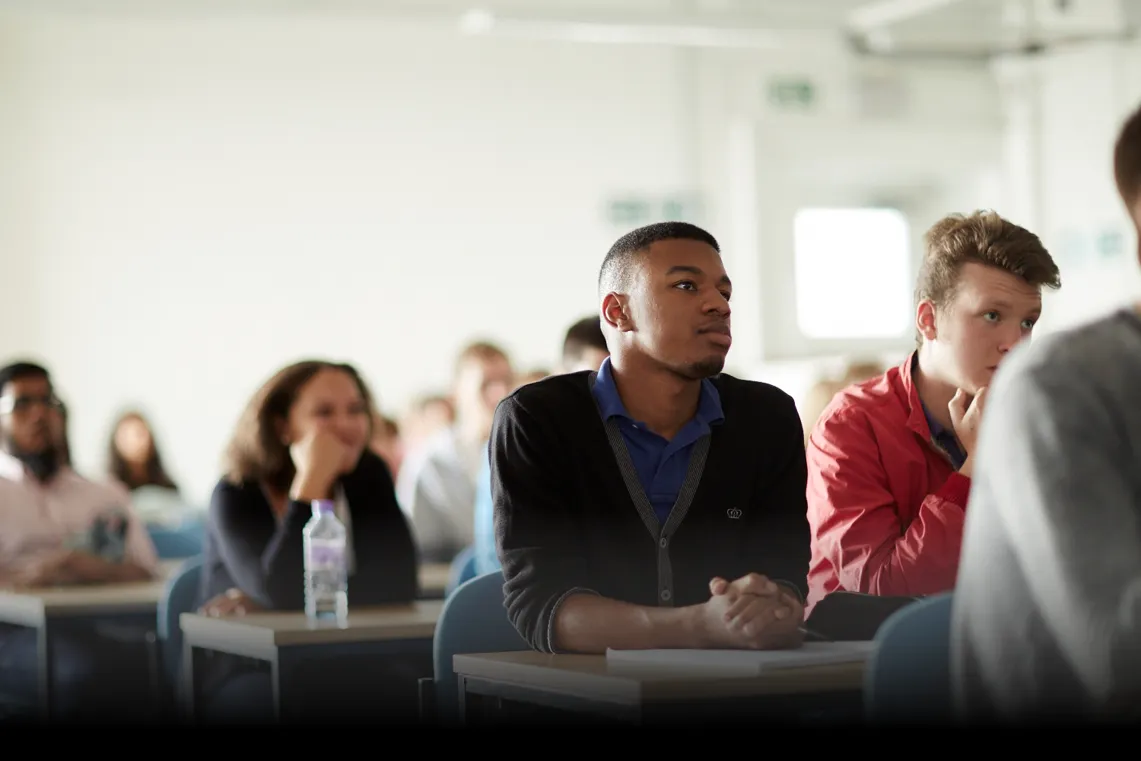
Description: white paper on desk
xmin=605 ymin=642 xmax=876 ymax=675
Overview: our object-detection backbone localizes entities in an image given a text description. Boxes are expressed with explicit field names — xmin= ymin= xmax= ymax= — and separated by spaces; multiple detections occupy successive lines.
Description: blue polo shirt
xmin=922 ymin=401 xmax=968 ymax=470
xmin=591 ymin=358 xmax=725 ymax=524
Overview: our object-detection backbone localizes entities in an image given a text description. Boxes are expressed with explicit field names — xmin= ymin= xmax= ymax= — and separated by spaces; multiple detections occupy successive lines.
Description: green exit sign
xmin=606 ymin=195 xmax=701 ymax=227
xmin=767 ymin=77 xmax=816 ymax=109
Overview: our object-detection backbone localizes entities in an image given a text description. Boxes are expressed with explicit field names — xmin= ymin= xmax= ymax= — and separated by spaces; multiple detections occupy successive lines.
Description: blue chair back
xmin=864 ymin=592 xmax=955 ymax=723
xmin=156 ymin=555 xmax=204 ymax=685
xmin=148 ymin=519 xmax=206 ymax=559
xmin=432 ymin=571 xmax=528 ymax=724
xmin=445 ymin=546 xmax=478 ymax=597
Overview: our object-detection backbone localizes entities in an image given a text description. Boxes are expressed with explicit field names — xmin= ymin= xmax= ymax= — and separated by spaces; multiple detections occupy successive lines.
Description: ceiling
xmin=4 ymin=0 xmax=1138 ymax=59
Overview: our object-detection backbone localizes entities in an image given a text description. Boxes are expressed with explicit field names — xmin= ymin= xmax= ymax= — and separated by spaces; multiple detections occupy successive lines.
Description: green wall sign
xmin=606 ymin=195 xmax=701 ymax=227
xmin=767 ymin=77 xmax=816 ymax=109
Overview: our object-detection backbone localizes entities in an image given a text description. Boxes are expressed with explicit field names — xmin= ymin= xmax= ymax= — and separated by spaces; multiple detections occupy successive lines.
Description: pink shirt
xmin=0 ymin=451 xmax=159 ymax=575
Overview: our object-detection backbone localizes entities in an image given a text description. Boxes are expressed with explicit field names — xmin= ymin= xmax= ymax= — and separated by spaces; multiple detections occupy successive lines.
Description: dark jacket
xmin=198 ymin=450 xmax=419 ymax=610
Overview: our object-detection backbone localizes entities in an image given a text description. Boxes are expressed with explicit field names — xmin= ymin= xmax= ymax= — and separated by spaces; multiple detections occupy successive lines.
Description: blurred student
xmin=108 ymin=410 xmax=179 ymax=493
xmin=399 ymin=394 xmax=454 ymax=455
xmin=952 ymin=101 xmax=1141 ymax=724
xmin=196 ymin=359 xmax=421 ymax=723
xmin=107 ymin=409 xmax=191 ymax=527
xmin=397 ymin=342 xmax=513 ymax=563
xmin=369 ymin=409 xmax=404 ymax=480
xmin=559 ymin=315 xmax=609 ymax=373
xmin=0 ymin=362 xmax=158 ymax=721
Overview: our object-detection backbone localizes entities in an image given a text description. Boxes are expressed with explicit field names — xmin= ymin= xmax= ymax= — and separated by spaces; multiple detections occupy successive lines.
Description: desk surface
xmin=419 ymin=563 xmax=450 ymax=595
xmin=181 ymin=600 xmax=443 ymax=660
xmin=452 ymin=651 xmax=865 ymax=705
xmin=0 ymin=560 xmax=447 ymax=630
xmin=0 ymin=559 xmax=182 ymax=626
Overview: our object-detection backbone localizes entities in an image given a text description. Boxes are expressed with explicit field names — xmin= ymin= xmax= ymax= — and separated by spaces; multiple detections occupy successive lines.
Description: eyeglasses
xmin=0 ymin=394 xmax=64 ymax=416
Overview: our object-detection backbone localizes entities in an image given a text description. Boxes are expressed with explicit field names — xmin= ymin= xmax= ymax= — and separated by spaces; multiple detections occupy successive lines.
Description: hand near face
xmin=700 ymin=573 xmax=804 ymax=650
xmin=283 ymin=368 xmax=370 ymax=499
xmin=290 ymin=428 xmax=354 ymax=490
xmin=949 ymin=386 xmax=988 ymax=457
xmin=200 ymin=587 xmax=262 ymax=617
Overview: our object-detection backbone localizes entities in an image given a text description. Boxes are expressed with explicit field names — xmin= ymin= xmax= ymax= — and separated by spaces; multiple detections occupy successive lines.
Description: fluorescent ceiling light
xmin=459 ymin=8 xmax=495 ymax=34
xmin=458 ymin=8 xmax=792 ymax=49
xmin=848 ymin=0 xmax=966 ymax=32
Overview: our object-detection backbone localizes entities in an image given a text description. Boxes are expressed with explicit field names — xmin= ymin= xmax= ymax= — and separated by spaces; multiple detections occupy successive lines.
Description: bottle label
xmin=307 ymin=543 xmax=344 ymax=570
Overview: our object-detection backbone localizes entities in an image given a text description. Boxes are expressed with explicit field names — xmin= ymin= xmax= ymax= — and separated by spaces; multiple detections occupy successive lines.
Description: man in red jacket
xmin=804 ymin=210 xmax=1061 ymax=616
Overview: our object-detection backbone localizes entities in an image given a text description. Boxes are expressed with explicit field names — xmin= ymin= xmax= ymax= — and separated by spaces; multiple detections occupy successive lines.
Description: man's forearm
xmin=552 ymin=594 xmax=708 ymax=654
xmin=71 ymin=553 xmax=153 ymax=583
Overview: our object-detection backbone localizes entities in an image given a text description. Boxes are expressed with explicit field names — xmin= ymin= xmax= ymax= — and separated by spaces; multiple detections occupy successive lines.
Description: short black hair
xmin=598 ymin=221 xmax=720 ymax=295
xmin=0 ymin=361 xmax=50 ymax=397
xmin=562 ymin=316 xmax=607 ymax=364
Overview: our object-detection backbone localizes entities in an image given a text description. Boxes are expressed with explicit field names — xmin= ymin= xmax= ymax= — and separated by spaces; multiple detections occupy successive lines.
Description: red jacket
xmin=804 ymin=352 xmax=970 ymax=616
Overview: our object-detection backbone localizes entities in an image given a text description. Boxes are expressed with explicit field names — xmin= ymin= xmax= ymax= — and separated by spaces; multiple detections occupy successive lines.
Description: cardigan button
xmin=660 ymin=589 xmax=671 ymax=601
xmin=659 ymin=537 xmax=668 ymax=548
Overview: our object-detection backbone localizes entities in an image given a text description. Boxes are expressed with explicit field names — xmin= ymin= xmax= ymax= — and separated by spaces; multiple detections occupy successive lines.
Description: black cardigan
xmin=490 ymin=370 xmax=811 ymax=653
xmin=197 ymin=450 xmax=419 ymax=610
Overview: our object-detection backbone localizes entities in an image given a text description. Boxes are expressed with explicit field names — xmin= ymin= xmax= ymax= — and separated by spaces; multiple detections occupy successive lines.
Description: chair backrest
xmin=864 ymin=592 xmax=955 ymax=723
xmin=432 ymin=570 xmax=528 ymax=724
xmin=147 ymin=520 xmax=206 ymax=559
xmin=156 ymin=555 xmax=205 ymax=683
xmin=445 ymin=546 xmax=478 ymax=598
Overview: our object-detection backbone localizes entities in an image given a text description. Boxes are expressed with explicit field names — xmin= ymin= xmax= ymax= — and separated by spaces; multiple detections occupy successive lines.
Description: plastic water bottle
xmin=302 ymin=500 xmax=348 ymax=623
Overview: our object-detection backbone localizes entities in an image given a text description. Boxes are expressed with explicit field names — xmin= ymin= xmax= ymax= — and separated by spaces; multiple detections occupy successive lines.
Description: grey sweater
xmin=951 ymin=307 xmax=1141 ymax=723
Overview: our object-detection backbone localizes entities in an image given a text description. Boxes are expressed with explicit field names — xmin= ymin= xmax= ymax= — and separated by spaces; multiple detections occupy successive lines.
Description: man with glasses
xmin=0 ymin=361 xmax=158 ymax=721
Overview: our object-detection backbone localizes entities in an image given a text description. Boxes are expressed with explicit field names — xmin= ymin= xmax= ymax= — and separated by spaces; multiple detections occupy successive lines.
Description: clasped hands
xmin=701 ymin=572 xmax=805 ymax=650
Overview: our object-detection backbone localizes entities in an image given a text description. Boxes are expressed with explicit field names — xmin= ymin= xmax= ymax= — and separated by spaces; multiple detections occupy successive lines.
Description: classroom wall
xmin=0 ymin=23 xmax=38 ymax=361
xmin=0 ymin=11 xmax=1012 ymax=505
xmin=726 ymin=51 xmax=1005 ymax=411
xmin=0 ymin=14 xmax=700 ymax=503
xmin=994 ymin=40 xmax=1141 ymax=336
xmin=761 ymin=36 xmax=1141 ymax=421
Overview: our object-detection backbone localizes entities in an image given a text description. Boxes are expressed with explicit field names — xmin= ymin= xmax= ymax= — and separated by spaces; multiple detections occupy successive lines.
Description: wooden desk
xmin=418 ymin=563 xmax=450 ymax=599
xmin=452 ymin=651 xmax=866 ymax=724
xmin=0 ymin=578 xmax=169 ymax=627
xmin=180 ymin=600 xmax=443 ymax=722
xmin=0 ymin=559 xmax=180 ymax=720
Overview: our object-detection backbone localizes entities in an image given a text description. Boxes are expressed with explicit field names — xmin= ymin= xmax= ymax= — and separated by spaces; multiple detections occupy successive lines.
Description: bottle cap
xmin=312 ymin=499 xmax=335 ymax=514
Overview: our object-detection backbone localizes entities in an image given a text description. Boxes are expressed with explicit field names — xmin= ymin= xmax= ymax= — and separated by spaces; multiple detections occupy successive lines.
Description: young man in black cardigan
xmin=490 ymin=222 xmax=811 ymax=655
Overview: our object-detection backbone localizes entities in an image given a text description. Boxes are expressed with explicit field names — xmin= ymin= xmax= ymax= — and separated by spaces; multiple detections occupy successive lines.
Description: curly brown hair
xmin=222 ymin=360 xmax=376 ymax=494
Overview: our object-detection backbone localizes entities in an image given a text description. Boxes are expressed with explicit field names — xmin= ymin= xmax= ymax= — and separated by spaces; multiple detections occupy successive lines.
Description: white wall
xmin=0 ymin=23 xmax=39 ymax=360
xmin=0 ymin=10 xmax=1008 ymax=505
xmin=1 ymin=13 xmax=697 ymax=504
xmin=691 ymin=46 xmax=1005 ymax=368
xmin=727 ymin=52 xmax=1005 ymax=411
xmin=993 ymin=39 xmax=1141 ymax=336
